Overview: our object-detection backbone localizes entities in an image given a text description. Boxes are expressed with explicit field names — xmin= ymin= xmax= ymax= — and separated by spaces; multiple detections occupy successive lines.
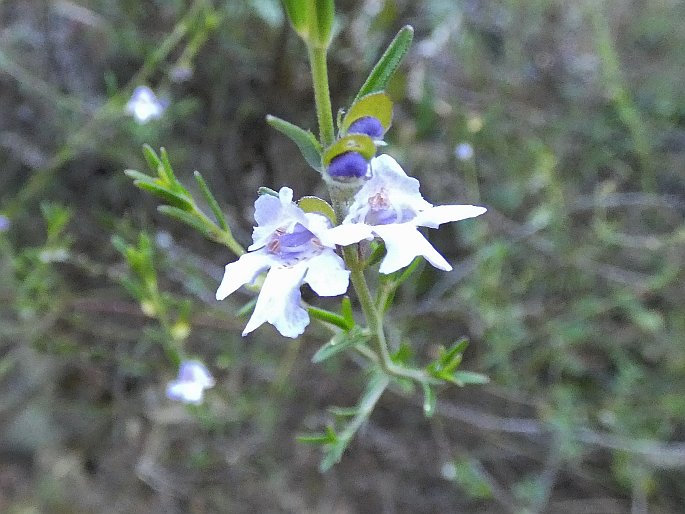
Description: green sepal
xmin=194 ymin=171 xmax=228 ymax=231
xmin=281 ymin=0 xmax=309 ymax=38
xmin=311 ymin=326 xmax=370 ymax=363
xmin=297 ymin=196 xmax=336 ymax=225
xmin=322 ymin=134 xmax=376 ymax=166
xmin=309 ymin=0 xmax=335 ymax=48
xmin=422 ymin=382 xmax=437 ymax=418
xmin=342 ymin=92 xmax=393 ymax=134
xmin=266 ymin=114 xmax=323 ymax=172
xmin=355 ymin=25 xmax=414 ymax=101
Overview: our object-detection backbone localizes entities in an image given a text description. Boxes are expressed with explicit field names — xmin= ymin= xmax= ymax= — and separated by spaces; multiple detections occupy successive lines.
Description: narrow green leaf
xmin=111 ymin=235 xmax=129 ymax=258
xmin=422 ymin=382 xmax=437 ymax=418
xmin=159 ymin=147 xmax=178 ymax=184
xmin=342 ymin=92 xmax=393 ymax=133
xmin=327 ymin=406 xmax=359 ymax=417
xmin=440 ymin=338 xmax=469 ymax=368
xmin=298 ymin=196 xmax=336 ymax=225
xmin=134 ymin=180 xmax=194 ymax=211
xmin=312 ymin=327 xmax=370 ymax=363
xmin=157 ymin=205 xmax=211 ymax=237
xmin=266 ymin=115 xmax=323 ymax=172
xmin=308 ymin=306 xmax=350 ymax=331
xmin=142 ymin=144 xmax=162 ymax=173
xmin=355 ymin=25 xmax=414 ymax=101
xmin=340 ymin=296 xmax=354 ymax=329
xmin=124 ymin=169 xmax=153 ymax=182
xmin=236 ymin=297 xmax=257 ymax=317
xmin=451 ymin=371 xmax=490 ymax=386
xmin=322 ymin=134 xmax=376 ymax=166
xmin=297 ymin=427 xmax=337 ymax=444
xmin=194 ymin=170 xmax=228 ymax=230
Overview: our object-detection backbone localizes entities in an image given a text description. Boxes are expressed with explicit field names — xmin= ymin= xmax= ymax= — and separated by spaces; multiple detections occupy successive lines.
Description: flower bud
xmin=327 ymin=151 xmax=369 ymax=178
xmin=347 ymin=116 xmax=385 ymax=139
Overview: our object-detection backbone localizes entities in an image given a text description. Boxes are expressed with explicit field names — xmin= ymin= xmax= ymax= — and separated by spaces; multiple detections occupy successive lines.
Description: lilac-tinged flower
xmin=126 ymin=86 xmax=166 ymax=124
xmin=328 ymin=151 xmax=369 ymax=178
xmin=166 ymin=360 xmax=215 ymax=405
xmin=321 ymin=154 xmax=486 ymax=274
xmin=0 ymin=215 xmax=9 ymax=232
xmin=216 ymin=187 xmax=350 ymax=338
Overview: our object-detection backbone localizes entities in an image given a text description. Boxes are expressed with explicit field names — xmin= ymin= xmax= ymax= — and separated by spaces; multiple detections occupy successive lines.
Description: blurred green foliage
xmin=1 ymin=0 xmax=684 ymax=512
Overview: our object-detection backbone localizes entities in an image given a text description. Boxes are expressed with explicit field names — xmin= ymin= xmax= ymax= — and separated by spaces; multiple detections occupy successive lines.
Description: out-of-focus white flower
xmin=125 ymin=86 xmax=166 ymax=124
xmin=454 ymin=142 xmax=474 ymax=161
xmin=322 ymin=154 xmax=486 ymax=274
xmin=216 ymin=187 xmax=350 ymax=338
xmin=166 ymin=360 xmax=215 ymax=405
xmin=0 ymin=215 xmax=10 ymax=232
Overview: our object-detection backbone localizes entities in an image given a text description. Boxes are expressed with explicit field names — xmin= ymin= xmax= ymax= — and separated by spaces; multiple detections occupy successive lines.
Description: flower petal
xmin=305 ymin=250 xmax=350 ymax=296
xmin=243 ymin=263 xmax=309 ymax=338
xmin=251 ymin=187 xmax=310 ymax=250
xmin=413 ymin=204 xmax=487 ymax=228
xmin=319 ymin=223 xmax=375 ymax=247
xmin=373 ymin=224 xmax=452 ymax=273
xmin=166 ymin=381 xmax=204 ymax=404
xmin=178 ymin=361 xmax=215 ymax=388
xmin=216 ymin=250 xmax=273 ymax=301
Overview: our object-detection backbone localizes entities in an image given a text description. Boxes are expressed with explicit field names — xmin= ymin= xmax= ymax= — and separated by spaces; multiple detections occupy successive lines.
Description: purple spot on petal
xmin=328 ymin=152 xmax=369 ymax=178
xmin=348 ymin=116 xmax=385 ymax=139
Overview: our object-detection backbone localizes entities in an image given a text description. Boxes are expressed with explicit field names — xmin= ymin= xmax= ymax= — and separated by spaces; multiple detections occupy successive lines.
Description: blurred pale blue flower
xmin=454 ymin=142 xmax=474 ymax=161
xmin=125 ymin=86 xmax=166 ymax=124
xmin=166 ymin=360 xmax=215 ymax=405
xmin=216 ymin=187 xmax=350 ymax=338
xmin=322 ymin=155 xmax=486 ymax=274
xmin=0 ymin=215 xmax=9 ymax=232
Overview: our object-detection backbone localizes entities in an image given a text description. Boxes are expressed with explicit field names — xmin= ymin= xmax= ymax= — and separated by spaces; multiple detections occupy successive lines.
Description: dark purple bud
xmin=347 ymin=116 xmax=385 ymax=139
xmin=327 ymin=151 xmax=369 ymax=178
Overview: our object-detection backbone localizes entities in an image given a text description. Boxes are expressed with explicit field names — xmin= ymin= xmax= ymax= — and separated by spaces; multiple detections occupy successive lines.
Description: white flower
xmin=166 ymin=360 xmax=215 ymax=405
xmin=322 ymin=155 xmax=486 ymax=274
xmin=125 ymin=86 xmax=166 ymax=123
xmin=216 ymin=187 xmax=350 ymax=338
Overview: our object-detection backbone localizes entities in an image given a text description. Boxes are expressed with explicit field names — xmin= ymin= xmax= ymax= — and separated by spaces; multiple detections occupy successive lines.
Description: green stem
xmin=305 ymin=32 xmax=429 ymax=385
xmin=307 ymin=45 xmax=335 ymax=147
xmin=342 ymin=246 xmax=430 ymax=384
